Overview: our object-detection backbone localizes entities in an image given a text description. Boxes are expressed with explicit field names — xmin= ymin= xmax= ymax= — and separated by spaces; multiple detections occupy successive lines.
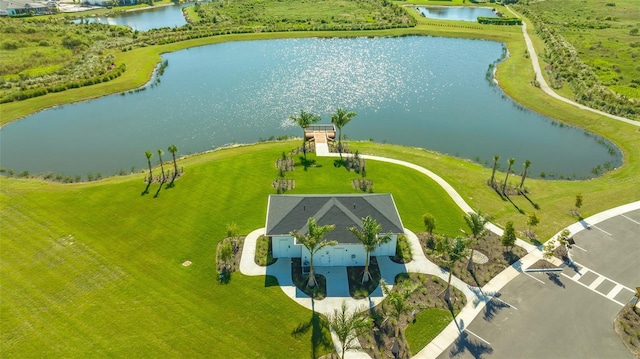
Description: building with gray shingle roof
xmin=266 ymin=194 xmax=404 ymax=267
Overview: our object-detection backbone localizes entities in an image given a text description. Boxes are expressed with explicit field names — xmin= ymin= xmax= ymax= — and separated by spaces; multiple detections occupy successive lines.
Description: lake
xmin=74 ymin=3 xmax=191 ymax=31
xmin=0 ymin=36 xmax=620 ymax=180
xmin=415 ymin=6 xmax=498 ymax=22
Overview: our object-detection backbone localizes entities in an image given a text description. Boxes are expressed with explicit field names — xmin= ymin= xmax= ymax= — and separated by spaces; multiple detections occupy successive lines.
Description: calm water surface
xmin=0 ymin=37 xmax=620 ymax=179
xmin=75 ymin=3 xmax=190 ymax=31
xmin=416 ymin=6 xmax=498 ymax=22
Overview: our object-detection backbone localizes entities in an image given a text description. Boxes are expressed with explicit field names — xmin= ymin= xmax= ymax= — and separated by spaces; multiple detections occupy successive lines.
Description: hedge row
xmin=0 ymin=63 xmax=126 ymax=104
xmin=477 ymin=17 xmax=522 ymax=25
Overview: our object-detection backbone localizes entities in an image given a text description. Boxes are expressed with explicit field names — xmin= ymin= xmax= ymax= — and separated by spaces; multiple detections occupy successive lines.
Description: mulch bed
xmin=418 ymin=232 xmax=528 ymax=287
xmin=614 ymin=301 xmax=640 ymax=357
xmin=358 ymin=273 xmax=467 ymax=359
xmin=215 ymin=236 xmax=245 ymax=283
xmin=346 ymin=257 xmax=382 ymax=299
xmin=291 ymin=258 xmax=327 ymax=300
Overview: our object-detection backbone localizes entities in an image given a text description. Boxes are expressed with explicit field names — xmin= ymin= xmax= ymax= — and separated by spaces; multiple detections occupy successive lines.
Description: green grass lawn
xmin=405 ymin=308 xmax=453 ymax=356
xmin=0 ymin=140 xmax=469 ymax=357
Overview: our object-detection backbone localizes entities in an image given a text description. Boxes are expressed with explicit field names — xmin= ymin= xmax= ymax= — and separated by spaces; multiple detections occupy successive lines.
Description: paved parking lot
xmin=437 ymin=209 xmax=639 ymax=359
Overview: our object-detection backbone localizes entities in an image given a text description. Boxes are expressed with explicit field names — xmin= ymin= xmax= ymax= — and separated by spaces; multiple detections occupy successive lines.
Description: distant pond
xmin=415 ymin=6 xmax=498 ymax=22
xmin=74 ymin=2 xmax=191 ymax=31
xmin=0 ymin=36 xmax=621 ymax=180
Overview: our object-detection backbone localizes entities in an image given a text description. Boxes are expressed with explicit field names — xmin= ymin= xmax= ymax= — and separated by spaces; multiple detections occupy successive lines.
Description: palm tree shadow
xmin=141 ymin=181 xmax=151 ymax=196
xmin=521 ymin=193 xmax=540 ymax=210
xmin=291 ymin=312 xmax=332 ymax=359
xmin=483 ymin=297 xmax=510 ymax=322
xmin=449 ymin=331 xmax=493 ymax=359
xmin=154 ymin=180 xmax=165 ymax=198
xmin=505 ymin=195 xmax=525 ymax=214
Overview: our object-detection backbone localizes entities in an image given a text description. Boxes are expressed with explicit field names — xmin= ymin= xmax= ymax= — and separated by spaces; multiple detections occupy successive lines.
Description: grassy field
xmin=0 ymin=140 xmax=472 ymax=357
xmin=2 ymin=2 xmax=640 ymax=356
xmin=521 ymin=0 xmax=640 ymax=99
xmin=188 ymin=0 xmax=412 ymax=28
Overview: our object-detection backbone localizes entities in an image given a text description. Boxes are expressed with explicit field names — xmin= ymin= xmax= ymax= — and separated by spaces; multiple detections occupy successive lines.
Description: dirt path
xmin=505 ymin=6 xmax=639 ymax=127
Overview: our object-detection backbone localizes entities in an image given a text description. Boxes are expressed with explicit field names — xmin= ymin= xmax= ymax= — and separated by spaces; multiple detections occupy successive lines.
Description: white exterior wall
xmin=272 ymin=236 xmax=301 ymax=258
xmin=371 ymin=235 xmax=398 ymax=257
xmin=272 ymin=234 xmax=399 ymax=267
xmin=302 ymin=244 xmax=367 ymax=267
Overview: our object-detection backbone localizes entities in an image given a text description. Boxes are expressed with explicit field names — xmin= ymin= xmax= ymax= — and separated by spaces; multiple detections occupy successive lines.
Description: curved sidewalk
xmin=505 ymin=6 xmax=639 ymax=127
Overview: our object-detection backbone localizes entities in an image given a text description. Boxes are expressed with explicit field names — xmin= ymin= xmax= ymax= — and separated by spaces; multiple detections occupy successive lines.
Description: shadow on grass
xmin=218 ymin=269 xmax=231 ymax=284
xmin=264 ymin=275 xmax=279 ymax=287
xmin=505 ymin=195 xmax=525 ymax=214
xmin=522 ymin=193 xmax=540 ymax=210
xmin=291 ymin=312 xmax=333 ymax=359
xmin=141 ymin=182 xmax=151 ymax=196
xmin=546 ymin=273 xmax=565 ymax=288
xmin=153 ymin=180 xmax=165 ymax=198
xmin=298 ymin=156 xmax=319 ymax=171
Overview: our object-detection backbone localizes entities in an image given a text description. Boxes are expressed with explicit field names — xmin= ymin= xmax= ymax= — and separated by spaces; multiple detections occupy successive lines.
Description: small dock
xmin=304 ymin=124 xmax=335 ymax=156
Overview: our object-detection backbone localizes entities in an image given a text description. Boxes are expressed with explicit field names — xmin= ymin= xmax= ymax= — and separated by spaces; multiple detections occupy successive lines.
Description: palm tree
xmin=348 ymin=216 xmax=392 ymax=283
xmin=519 ymin=159 xmax=531 ymax=192
xmin=289 ymin=110 xmax=321 ymax=161
xmin=168 ymin=144 xmax=178 ymax=178
xmin=145 ymin=150 xmax=153 ymax=182
xmin=463 ymin=211 xmax=490 ymax=273
xmin=502 ymin=157 xmax=515 ymax=194
xmin=380 ymin=279 xmax=418 ymax=338
xmin=331 ymin=108 xmax=356 ymax=155
xmin=328 ymin=301 xmax=372 ymax=359
xmin=435 ymin=236 xmax=470 ymax=304
xmin=490 ymin=154 xmax=500 ymax=187
xmin=290 ymin=217 xmax=337 ymax=288
xmin=157 ymin=149 xmax=165 ymax=182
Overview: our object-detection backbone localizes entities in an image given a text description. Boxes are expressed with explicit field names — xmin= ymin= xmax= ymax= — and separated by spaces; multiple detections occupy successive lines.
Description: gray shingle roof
xmin=265 ymin=194 xmax=404 ymax=244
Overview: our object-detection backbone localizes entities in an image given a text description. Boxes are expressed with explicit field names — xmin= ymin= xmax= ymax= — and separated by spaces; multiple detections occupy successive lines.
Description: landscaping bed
xmin=347 ymin=257 xmax=382 ymax=299
xmin=291 ymin=258 xmax=327 ymax=300
xmin=419 ymin=232 xmax=528 ymax=287
xmin=358 ymin=273 xmax=466 ymax=358
xmin=615 ymin=301 xmax=640 ymax=357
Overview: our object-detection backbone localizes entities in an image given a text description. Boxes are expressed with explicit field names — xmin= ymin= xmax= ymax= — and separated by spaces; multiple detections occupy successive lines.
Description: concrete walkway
xmin=504 ymin=6 xmax=639 ymax=127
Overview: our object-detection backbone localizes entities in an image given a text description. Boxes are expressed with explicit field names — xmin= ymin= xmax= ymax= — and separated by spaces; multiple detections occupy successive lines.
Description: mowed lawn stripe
xmin=1 ymin=141 xmax=466 ymax=357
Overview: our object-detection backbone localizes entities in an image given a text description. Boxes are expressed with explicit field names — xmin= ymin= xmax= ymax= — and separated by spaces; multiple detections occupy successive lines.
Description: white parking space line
xmin=592 ymin=225 xmax=612 ymax=236
xmin=607 ymin=284 xmax=625 ymax=299
xmin=588 ymin=276 xmax=606 ymax=290
xmin=572 ymin=268 xmax=587 ymax=281
xmin=621 ymin=214 xmax=640 ymax=225
xmin=572 ymin=244 xmax=588 ymax=252
xmin=464 ymin=329 xmax=491 ymax=346
xmin=560 ymin=273 xmax=624 ymax=306
xmin=492 ymin=296 xmax=518 ymax=310
xmin=524 ymin=272 xmax=545 ymax=284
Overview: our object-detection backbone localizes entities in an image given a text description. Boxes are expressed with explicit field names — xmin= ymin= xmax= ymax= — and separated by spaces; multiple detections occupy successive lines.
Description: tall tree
xmin=290 ymin=217 xmax=337 ymax=288
xmin=502 ymin=157 xmax=515 ymax=194
xmin=328 ymin=301 xmax=372 ymax=359
xmin=348 ymin=216 xmax=391 ymax=283
xmin=574 ymin=194 xmax=583 ymax=216
xmin=380 ymin=279 xmax=418 ymax=338
xmin=501 ymin=221 xmax=516 ymax=251
xmin=289 ymin=110 xmax=321 ymax=161
xmin=435 ymin=236 xmax=470 ymax=304
xmin=331 ymin=108 xmax=357 ymax=155
xmin=490 ymin=154 xmax=500 ymax=187
xmin=157 ymin=149 xmax=165 ymax=182
xmin=168 ymin=144 xmax=178 ymax=178
xmin=463 ymin=211 xmax=490 ymax=272
xmin=519 ymin=159 xmax=531 ymax=192
xmin=526 ymin=212 xmax=540 ymax=239
xmin=145 ymin=150 xmax=153 ymax=181
xmin=423 ymin=213 xmax=436 ymax=237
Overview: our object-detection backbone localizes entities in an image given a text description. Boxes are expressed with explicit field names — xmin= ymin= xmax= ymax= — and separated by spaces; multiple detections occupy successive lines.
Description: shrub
xmin=1 ymin=41 xmax=19 ymax=50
